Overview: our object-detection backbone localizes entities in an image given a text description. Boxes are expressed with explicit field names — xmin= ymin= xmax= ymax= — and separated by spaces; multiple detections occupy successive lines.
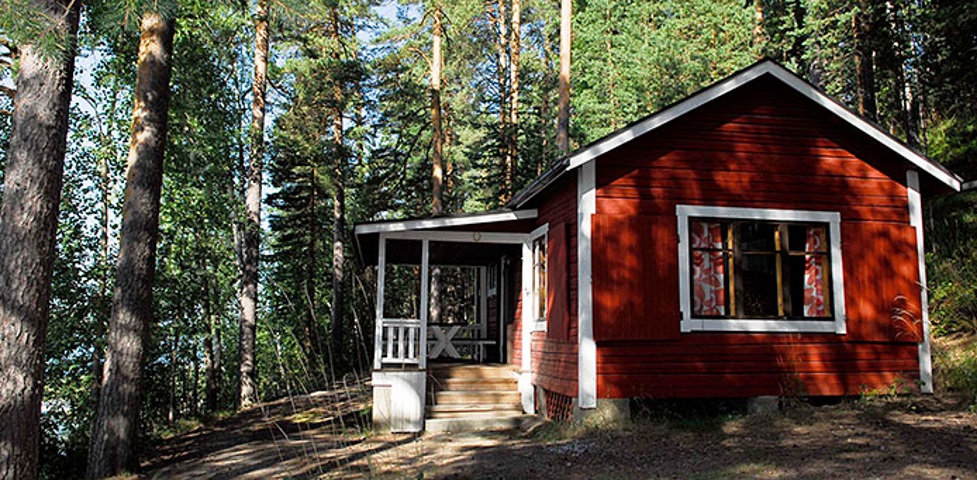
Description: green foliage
xmin=573 ymin=0 xmax=759 ymax=143
xmin=12 ymin=0 xmax=977 ymax=474
xmin=933 ymin=337 xmax=977 ymax=409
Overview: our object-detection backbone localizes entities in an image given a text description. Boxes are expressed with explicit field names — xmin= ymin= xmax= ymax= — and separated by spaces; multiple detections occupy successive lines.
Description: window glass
xmin=533 ymin=236 xmax=547 ymax=320
xmin=689 ymin=219 xmax=832 ymax=320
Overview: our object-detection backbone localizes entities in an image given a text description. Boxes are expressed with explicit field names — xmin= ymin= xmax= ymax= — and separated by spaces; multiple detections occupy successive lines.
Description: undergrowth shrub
xmin=933 ymin=336 xmax=977 ymax=409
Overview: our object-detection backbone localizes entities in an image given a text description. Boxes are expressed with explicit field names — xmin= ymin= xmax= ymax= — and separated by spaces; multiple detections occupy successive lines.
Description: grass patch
xmin=934 ymin=334 xmax=977 ymax=409
xmin=151 ymin=410 xmax=236 ymax=440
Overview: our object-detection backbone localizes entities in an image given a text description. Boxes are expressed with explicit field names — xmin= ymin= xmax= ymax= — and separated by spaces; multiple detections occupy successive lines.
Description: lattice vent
xmin=545 ymin=389 xmax=573 ymax=423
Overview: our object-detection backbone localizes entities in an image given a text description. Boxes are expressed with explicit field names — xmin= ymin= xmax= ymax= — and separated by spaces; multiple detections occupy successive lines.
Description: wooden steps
xmin=426 ymin=364 xmax=528 ymax=431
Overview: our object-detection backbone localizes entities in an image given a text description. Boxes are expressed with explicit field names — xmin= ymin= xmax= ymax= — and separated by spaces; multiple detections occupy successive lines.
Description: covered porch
xmin=354 ymin=210 xmax=541 ymax=432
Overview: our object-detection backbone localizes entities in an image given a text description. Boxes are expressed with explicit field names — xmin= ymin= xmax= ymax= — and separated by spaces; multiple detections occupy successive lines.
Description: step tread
xmin=428 ymin=403 xmax=522 ymax=412
xmin=424 ymin=414 xmax=536 ymax=432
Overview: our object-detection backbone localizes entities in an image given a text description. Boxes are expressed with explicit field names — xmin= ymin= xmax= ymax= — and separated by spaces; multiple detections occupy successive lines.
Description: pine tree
xmin=87 ymin=10 xmax=175 ymax=478
xmin=0 ymin=2 xmax=80 ymax=478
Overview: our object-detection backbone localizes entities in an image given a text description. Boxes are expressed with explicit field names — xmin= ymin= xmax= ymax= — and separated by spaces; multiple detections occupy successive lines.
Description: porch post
xmin=479 ymin=266 xmax=488 ymax=361
xmin=374 ymin=234 xmax=387 ymax=370
xmin=420 ymin=239 xmax=430 ymax=369
xmin=520 ymin=239 xmax=535 ymax=413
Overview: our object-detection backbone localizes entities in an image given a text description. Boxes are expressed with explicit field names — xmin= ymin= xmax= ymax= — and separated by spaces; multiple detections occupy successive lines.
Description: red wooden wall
xmin=592 ymin=76 xmax=923 ymax=399
xmin=508 ymin=175 xmax=579 ymax=398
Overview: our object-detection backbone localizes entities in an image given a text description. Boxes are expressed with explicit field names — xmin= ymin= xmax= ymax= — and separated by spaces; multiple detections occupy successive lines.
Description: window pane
xmin=788 ymin=224 xmax=827 ymax=252
xmin=738 ymin=223 xmax=776 ymax=252
xmin=691 ymin=221 xmax=724 ymax=249
xmin=740 ymin=254 xmax=778 ymax=316
xmin=692 ymin=251 xmax=726 ymax=316
xmin=804 ymin=253 xmax=829 ymax=317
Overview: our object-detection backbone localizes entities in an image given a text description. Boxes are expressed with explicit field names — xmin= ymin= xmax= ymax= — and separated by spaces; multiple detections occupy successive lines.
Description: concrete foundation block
xmin=575 ymin=398 xmax=630 ymax=425
xmin=747 ymin=395 xmax=780 ymax=415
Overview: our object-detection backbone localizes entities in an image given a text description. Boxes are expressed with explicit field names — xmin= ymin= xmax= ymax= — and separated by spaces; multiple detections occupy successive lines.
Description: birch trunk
xmin=0 ymin=2 xmax=79 ymax=478
xmin=330 ymin=6 xmax=346 ymax=374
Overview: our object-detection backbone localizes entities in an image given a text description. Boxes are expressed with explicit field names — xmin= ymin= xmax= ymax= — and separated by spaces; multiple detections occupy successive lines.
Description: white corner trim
xmin=908 ymin=171 xmax=934 ymax=393
xmin=675 ymin=205 xmax=847 ymax=334
xmin=520 ymin=238 xmax=535 ymax=413
xmin=355 ymin=209 xmax=538 ymax=235
xmin=564 ymin=62 xmax=961 ymax=192
xmin=577 ymin=163 xmax=597 ymax=409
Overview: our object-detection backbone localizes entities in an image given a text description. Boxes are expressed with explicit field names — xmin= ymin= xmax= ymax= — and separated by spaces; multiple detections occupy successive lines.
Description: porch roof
xmin=354 ymin=209 xmax=538 ymax=266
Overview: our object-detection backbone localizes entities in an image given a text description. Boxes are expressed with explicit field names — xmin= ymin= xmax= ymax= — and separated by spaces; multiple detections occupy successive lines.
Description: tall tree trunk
xmin=556 ymin=0 xmax=572 ymax=155
xmin=330 ymin=6 xmax=346 ymax=375
xmin=430 ymin=5 xmax=444 ymax=322
xmin=168 ymin=330 xmax=178 ymax=423
xmin=495 ymin=0 xmax=511 ymax=199
xmin=0 ymin=2 xmax=79 ymax=479
xmin=86 ymin=12 xmax=175 ymax=479
xmin=203 ymin=270 xmax=220 ymax=413
xmin=507 ymin=0 xmax=521 ymax=200
xmin=854 ymin=0 xmax=877 ymax=121
xmin=304 ymin=162 xmax=319 ymax=366
xmin=753 ymin=0 xmax=766 ymax=48
xmin=431 ymin=5 xmax=444 ymax=216
xmin=239 ymin=0 xmax=269 ymax=409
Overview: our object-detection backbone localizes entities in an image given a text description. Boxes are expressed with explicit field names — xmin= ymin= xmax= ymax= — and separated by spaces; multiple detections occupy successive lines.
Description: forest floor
xmin=142 ymin=380 xmax=977 ymax=479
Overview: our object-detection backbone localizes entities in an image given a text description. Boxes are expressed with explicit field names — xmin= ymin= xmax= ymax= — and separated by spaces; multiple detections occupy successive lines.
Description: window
xmin=677 ymin=206 xmax=846 ymax=333
xmin=532 ymin=235 xmax=547 ymax=321
xmin=486 ymin=262 xmax=498 ymax=296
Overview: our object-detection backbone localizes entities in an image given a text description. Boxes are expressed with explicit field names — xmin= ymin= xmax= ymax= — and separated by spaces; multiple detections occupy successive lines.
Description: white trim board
xmin=563 ymin=61 xmax=960 ymax=191
xmin=907 ymin=170 xmax=934 ymax=393
xmin=355 ymin=210 xmax=538 ymax=235
xmin=577 ymin=162 xmax=597 ymax=409
xmin=675 ymin=205 xmax=847 ymax=334
xmin=383 ymin=231 xmax=529 ymax=244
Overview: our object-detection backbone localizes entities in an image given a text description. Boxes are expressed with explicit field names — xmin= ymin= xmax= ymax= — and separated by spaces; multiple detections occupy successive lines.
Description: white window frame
xmin=676 ymin=205 xmax=847 ymax=334
xmin=526 ymin=224 xmax=549 ymax=332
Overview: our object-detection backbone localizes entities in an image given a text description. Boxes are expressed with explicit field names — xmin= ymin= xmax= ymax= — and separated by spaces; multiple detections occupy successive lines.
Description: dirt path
xmin=144 ymin=388 xmax=977 ymax=479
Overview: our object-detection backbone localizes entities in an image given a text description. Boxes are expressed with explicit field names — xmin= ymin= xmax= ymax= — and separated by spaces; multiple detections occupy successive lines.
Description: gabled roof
xmin=510 ymin=59 xmax=962 ymax=208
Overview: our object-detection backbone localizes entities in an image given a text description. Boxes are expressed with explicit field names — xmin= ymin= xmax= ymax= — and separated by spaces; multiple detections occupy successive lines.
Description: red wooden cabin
xmin=355 ymin=61 xmax=961 ymax=431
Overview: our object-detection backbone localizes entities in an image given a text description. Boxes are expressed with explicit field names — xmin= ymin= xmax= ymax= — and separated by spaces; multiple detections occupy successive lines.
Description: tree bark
xmin=507 ymin=0 xmax=521 ymax=201
xmin=0 ymin=2 xmax=79 ymax=479
xmin=430 ymin=4 xmax=445 ymax=323
xmin=86 ymin=12 xmax=174 ymax=479
xmin=330 ymin=6 xmax=346 ymax=375
xmin=495 ymin=0 xmax=511 ymax=199
xmin=556 ymin=0 xmax=572 ymax=155
xmin=753 ymin=0 xmax=766 ymax=48
xmin=203 ymin=270 xmax=220 ymax=413
xmin=431 ymin=5 xmax=444 ymax=216
xmin=239 ymin=0 xmax=269 ymax=410
xmin=854 ymin=0 xmax=877 ymax=121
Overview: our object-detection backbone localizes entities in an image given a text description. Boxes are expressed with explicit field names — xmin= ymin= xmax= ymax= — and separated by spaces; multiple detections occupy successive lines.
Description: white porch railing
xmin=379 ymin=318 xmax=423 ymax=365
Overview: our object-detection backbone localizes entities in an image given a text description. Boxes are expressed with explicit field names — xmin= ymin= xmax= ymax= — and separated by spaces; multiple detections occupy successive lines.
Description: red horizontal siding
xmin=527 ymin=176 xmax=579 ymax=396
xmin=592 ymin=76 xmax=920 ymax=399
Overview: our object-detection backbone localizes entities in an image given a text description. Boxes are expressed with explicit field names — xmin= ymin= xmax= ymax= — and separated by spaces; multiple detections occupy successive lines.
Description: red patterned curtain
xmin=691 ymin=221 xmax=725 ymax=316
xmin=803 ymin=226 xmax=828 ymax=317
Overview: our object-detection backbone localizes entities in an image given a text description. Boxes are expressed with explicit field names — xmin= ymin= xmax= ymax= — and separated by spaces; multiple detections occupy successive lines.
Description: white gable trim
xmin=355 ymin=209 xmax=538 ymax=235
xmin=565 ymin=62 xmax=961 ymax=191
